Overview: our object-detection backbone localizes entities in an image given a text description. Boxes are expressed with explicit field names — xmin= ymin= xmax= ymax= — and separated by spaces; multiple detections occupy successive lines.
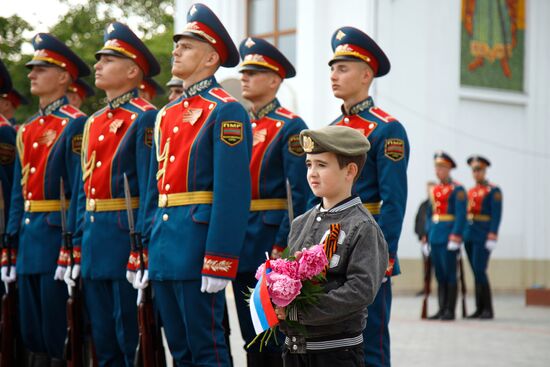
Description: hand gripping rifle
xmin=123 ymin=174 xmax=165 ymax=367
xmin=61 ymin=178 xmax=84 ymax=367
xmin=0 ymin=181 xmax=21 ymax=367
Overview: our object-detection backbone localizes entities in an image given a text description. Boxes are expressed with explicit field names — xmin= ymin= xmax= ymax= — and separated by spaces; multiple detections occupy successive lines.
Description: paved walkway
xmin=163 ymin=287 xmax=550 ymax=366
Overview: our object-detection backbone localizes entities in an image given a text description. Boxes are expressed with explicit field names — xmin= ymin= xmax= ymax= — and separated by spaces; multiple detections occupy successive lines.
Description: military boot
xmin=428 ymin=284 xmax=446 ymax=320
xmin=479 ymin=282 xmax=494 ymax=319
xmin=467 ymin=283 xmax=483 ymax=319
xmin=441 ymin=284 xmax=458 ymax=321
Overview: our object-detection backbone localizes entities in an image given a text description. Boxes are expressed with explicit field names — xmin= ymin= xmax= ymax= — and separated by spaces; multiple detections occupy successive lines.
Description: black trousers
xmin=282 ymin=344 xmax=365 ymax=367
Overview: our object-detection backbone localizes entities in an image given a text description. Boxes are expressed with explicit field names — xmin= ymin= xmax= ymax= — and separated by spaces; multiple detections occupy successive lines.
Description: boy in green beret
xmin=276 ymin=125 xmax=388 ymax=367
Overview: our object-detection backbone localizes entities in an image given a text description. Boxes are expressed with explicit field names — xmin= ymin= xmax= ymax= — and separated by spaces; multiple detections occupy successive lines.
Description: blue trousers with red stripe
xmin=363 ymin=280 xmax=392 ymax=367
xmin=153 ymin=280 xmax=229 ymax=367
xmin=82 ymin=279 xmax=139 ymax=367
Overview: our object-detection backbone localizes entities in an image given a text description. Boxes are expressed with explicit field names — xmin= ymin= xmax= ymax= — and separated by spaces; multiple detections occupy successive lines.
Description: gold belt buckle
xmin=89 ymin=198 xmax=96 ymax=212
xmin=159 ymin=194 xmax=168 ymax=208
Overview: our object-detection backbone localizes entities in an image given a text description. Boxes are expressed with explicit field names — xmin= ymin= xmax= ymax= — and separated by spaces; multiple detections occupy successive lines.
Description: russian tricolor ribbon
xmin=250 ymin=260 xmax=279 ymax=334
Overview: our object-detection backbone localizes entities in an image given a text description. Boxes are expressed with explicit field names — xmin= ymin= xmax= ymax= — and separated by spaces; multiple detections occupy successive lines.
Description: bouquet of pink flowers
xmin=248 ymin=244 xmax=328 ymax=349
xmin=255 ymin=244 xmax=328 ymax=307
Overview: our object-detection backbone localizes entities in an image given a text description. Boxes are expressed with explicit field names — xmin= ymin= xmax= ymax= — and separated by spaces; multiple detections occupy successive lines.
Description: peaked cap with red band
xmin=96 ymin=22 xmax=160 ymax=78
xmin=25 ymin=33 xmax=90 ymax=80
xmin=69 ymin=78 xmax=95 ymax=101
xmin=329 ymin=26 xmax=390 ymax=77
xmin=238 ymin=37 xmax=295 ymax=79
xmin=173 ymin=3 xmax=239 ymax=68
xmin=139 ymin=77 xmax=165 ymax=100
xmin=434 ymin=151 xmax=457 ymax=169
xmin=467 ymin=155 xmax=491 ymax=168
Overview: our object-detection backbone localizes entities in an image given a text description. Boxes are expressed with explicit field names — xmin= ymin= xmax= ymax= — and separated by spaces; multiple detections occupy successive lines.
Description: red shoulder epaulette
xmin=369 ymin=107 xmax=397 ymax=123
xmin=275 ymin=107 xmax=298 ymax=119
xmin=208 ymin=88 xmax=237 ymax=103
xmin=59 ymin=105 xmax=85 ymax=119
xmin=130 ymin=98 xmax=156 ymax=112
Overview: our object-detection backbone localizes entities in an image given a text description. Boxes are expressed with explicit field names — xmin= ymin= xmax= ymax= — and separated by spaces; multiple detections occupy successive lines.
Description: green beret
xmin=300 ymin=126 xmax=370 ymax=156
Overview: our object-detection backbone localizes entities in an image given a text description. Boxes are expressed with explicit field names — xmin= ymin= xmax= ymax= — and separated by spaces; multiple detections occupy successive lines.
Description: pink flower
xmin=297 ymin=244 xmax=328 ymax=280
xmin=255 ymin=262 xmax=266 ymax=281
xmin=270 ymin=259 xmax=299 ymax=279
xmin=267 ymin=273 xmax=302 ymax=307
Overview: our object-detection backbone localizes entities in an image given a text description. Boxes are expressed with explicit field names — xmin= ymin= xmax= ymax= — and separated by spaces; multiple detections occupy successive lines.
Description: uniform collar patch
xmin=184 ymin=76 xmax=215 ymax=98
xmin=250 ymin=98 xmax=280 ymax=120
xmin=109 ymin=89 xmax=138 ymax=110
xmin=40 ymin=96 xmax=68 ymax=116
xmin=343 ymin=96 xmax=375 ymax=116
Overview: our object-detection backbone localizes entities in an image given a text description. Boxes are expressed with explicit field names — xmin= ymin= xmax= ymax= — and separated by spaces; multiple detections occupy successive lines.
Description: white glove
xmin=447 ymin=240 xmax=460 ymax=251
xmin=485 ymin=240 xmax=497 ymax=251
xmin=1 ymin=266 xmax=16 ymax=284
xmin=133 ymin=269 xmax=149 ymax=290
xmin=421 ymin=243 xmax=430 ymax=257
xmin=126 ymin=270 xmax=136 ymax=285
xmin=64 ymin=265 xmax=81 ymax=288
xmin=200 ymin=276 xmax=230 ymax=293
xmin=54 ymin=266 xmax=67 ymax=281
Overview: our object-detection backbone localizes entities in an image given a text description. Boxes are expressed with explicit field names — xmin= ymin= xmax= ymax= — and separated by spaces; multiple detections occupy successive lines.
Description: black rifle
xmin=123 ymin=174 xmax=165 ymax=367
xmin=0 ymin=181 xmax=20 ymax=367
xmin=61 ymin=178 xmax=84 ymax=367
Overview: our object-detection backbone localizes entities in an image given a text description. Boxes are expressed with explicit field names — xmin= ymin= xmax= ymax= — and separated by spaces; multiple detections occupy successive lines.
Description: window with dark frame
xmin=247 ymin=0 xmax=297 ymax=65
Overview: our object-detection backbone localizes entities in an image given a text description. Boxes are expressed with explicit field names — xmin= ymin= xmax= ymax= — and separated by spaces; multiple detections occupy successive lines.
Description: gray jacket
xmin=280 ymin=196 xmax=388 ymax=340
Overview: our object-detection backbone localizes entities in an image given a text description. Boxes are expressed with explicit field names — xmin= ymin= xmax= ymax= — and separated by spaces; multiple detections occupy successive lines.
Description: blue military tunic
xmin=7 ymin=96 xmax=86 ymax=272
xmin=426 ymin=179 xmax=467 ymax=245
xmin=331 ymin=96 xmax=408 ymax=276
xmin=144 ymin=76 xmax=252 ymax=281
xmin=241 ymin=98 xmax=309 ymax=272
xmin=70 ymin=89 xmax=157 ymax=279
xmin=464 ymin=182 xmax=502 ymax=243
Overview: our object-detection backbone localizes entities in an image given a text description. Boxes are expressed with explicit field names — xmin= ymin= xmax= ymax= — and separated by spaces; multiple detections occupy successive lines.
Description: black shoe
xmin=428 ymin=284 xmax=447 ymax=320
xmin=427 ymin=310 xmax=442 ymax=320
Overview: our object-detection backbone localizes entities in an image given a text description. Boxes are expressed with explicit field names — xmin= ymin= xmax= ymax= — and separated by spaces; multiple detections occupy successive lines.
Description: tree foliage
xmin=0 ymin=0 xmax=175 ymax=123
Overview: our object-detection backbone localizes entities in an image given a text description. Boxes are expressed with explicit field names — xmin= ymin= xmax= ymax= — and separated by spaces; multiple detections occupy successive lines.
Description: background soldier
xmin=165 ymin=76 xmax=183 ymax=102
xmin=140 ymin=3 xmax=252 ymax=366
xmin=424 ymin=152 xmax=467 ymax=321
xmin=138 ymin=77 xmax=164 ymax=102
xmin=67 ymin=79 xmax=95 ymax=109
xmin=327 ymin=26 xmax=409 ymax=366
xmin=2 ymin=33 xmax=89 ymax=366
xmin=62 ymin=21 xmax=160 ymax=367
xmin=236 ymin=36 xmax=310 ymax=367
xmin=0 ymin=60 xmax=18 ymax=224
xmin=464 ymin=155 xmax=502 ymax=319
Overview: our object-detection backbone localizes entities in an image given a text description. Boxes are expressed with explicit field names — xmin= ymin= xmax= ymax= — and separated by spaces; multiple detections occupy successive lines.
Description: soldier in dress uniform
xmin=138 ymin=77 xmax=164 ymax=102
xmin=1 ymin=33 xmax=90 ymax=367
xmin=464 ymin=155 xmax=502 ymax=319
xmin=236 ymin=37 xmax=310 ymax=367
xmin=60 ymin=21 xmax=160 ymax=367
xmin=0 ymin=60 xmax=18 ymax=224
xmin=327 ymin=26 xmax=409 ymax=366
xmin=139 ymin=3 xmax=252 ymax=366
xmin=67 ymin=78 xmax=95 ymax=109
xmin=166 ymin=76 xmax=184 ymax=102
xmin=424 ymin=151 xmax=467 ymax=321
